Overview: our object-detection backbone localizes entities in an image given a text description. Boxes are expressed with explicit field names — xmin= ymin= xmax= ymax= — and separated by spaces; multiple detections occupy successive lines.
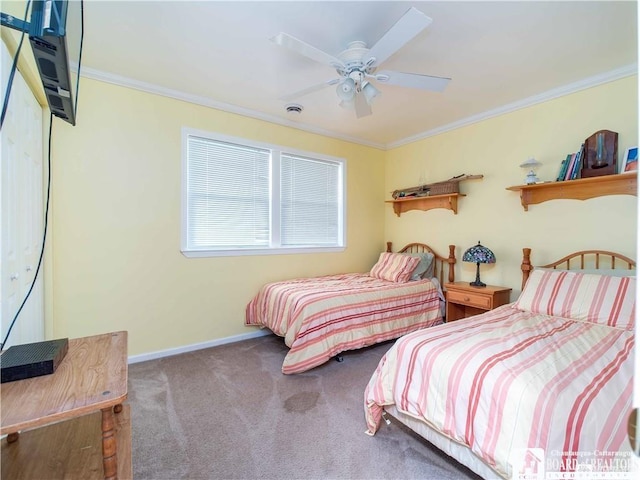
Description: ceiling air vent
xmin=285 ymin=103 xmax=303 ymax=114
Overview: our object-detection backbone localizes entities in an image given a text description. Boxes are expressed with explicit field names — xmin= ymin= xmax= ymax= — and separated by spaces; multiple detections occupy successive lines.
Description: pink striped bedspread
xmin=365 ymin=304 xmax=635 ymax=479
xmin=245 ymin=273 xmax=442 ymax=374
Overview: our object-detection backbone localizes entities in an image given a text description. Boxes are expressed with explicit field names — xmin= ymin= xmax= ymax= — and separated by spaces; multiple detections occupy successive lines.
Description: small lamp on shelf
xmin=520 ymin=157 xmax=542 ymax=184
xmin=463 ymin=241 xmax=496 ymax=287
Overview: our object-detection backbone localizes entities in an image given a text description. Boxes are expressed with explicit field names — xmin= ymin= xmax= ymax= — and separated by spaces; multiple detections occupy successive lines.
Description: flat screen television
xmin=28 ymin=0 xmax=82 ymax=125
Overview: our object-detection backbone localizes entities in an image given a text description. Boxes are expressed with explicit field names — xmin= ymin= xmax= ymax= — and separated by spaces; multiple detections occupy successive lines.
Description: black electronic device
xmin=1 ymin=0 xmax=82 ymax=125
xmin=0 ymin=338 xmax=68 ymax=383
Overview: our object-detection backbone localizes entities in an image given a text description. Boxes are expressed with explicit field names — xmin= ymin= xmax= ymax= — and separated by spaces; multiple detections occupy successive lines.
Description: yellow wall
xmin=385 ymin=76 xmax=638 ymax=297
xmin=0 ymin=1 xmax=45 ymax=106
xmin=2 ymin=0 xmax=637 ymax=361
xmin=49 ymin=79 xmax=386 ymax=355
xmin=18 ymin=45 xmax=637 ymax=356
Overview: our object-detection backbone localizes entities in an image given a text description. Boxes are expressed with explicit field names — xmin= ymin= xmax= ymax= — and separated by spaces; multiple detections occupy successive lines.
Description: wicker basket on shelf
xmin=392 ymin=174 xmax=482 ymax=199
xmin=427 ymin=181 xmax=459 ymax=195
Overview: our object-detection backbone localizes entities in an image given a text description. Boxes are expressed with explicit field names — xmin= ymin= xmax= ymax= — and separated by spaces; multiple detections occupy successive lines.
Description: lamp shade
xmin=463 ymin=242 xmax=496 ymax=264
xmin=463 ymin=241 xmax=495 ymax=287
xmin=336 ymin=78 xmax=355 ymax=102
xmin=519 ymin=157 xmax=541 ymax=170
xmin=362 ymin=81 xmax=380 ymax=104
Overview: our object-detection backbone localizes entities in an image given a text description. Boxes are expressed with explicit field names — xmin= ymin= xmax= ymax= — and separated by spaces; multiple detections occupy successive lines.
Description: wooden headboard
xmin=521 ymin=247 xmax=636 ymax=290
xmin=387 ymin=242 xmax=456 ymax=285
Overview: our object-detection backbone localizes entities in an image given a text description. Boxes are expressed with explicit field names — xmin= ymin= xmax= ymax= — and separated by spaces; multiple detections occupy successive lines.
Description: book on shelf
xmin=568 ymin=144 xmax=584 ymax=180
xmin=563 ymin=153 xmax=577 ymax=181
xmin=556 ymin=155 xmax=571 ymax=181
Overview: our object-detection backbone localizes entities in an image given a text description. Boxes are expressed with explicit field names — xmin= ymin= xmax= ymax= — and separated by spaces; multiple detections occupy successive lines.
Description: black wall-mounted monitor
xmin=28 ymin=0 xmax=82 ymax=125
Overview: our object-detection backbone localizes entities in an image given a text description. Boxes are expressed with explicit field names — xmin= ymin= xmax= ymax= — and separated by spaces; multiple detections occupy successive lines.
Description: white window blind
xmin=281 ymin=154 xmax=340 ymax=246
xmin=186 ymin=136 xmax=270 ymax=249
xmin=182 ymin=129 xmax=346 ymax=257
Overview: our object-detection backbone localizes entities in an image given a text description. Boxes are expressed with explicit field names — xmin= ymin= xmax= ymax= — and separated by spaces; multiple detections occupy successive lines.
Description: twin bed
xmin=246 ymin=244 xmax=636 ymax=478
xmin=245 ymin=242 xmax=456 ymax=374
xmin=365 ymin=248 xmax=636 ymax=479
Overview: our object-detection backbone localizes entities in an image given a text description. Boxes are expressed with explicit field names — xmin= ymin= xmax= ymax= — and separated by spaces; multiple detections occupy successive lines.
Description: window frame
xmin=181 ymin=127 xmax=347 ymax=258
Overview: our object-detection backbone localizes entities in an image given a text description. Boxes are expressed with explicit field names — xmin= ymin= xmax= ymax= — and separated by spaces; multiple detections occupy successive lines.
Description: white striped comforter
xmin=245 ymin=273 xmax=442 ymax=374
xmin=364 ymin=304 xmax=634 ymax=479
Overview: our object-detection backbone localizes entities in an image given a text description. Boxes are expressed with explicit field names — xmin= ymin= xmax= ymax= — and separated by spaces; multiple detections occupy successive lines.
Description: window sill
xmin=181 ymin=246 xmax=346 ymax=258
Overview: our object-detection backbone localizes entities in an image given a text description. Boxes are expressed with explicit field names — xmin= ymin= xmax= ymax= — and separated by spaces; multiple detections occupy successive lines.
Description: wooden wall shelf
xmin=506 ymin=172 xmax=637 ymax=211
xmin=386 ymin=193 xmax=466 ymax=216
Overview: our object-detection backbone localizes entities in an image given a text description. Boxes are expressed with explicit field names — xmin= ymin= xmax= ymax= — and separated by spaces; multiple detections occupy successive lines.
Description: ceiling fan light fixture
xmin=362 ymin=82 xmax=380 ymax=104
xmin=336 ymin=78 xmax=356 ymax=102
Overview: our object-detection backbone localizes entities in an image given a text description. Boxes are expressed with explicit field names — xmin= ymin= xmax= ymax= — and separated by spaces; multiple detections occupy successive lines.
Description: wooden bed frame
xmin=380 ymin=246 xmax=636 ymax=480
xmin=386 ymin=241 xmax=456 ymax=285
xmin=520 ymin=247 xmax=636 ymax=289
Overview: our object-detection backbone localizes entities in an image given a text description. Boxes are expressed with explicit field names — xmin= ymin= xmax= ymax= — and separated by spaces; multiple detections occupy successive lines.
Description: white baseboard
xmin=127 ymin=329 xmax=273 ymax=364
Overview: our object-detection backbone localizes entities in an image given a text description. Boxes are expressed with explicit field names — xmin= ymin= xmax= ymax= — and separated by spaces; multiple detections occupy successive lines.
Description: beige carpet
xmin=128 ymin=334 xmax=482 ymax=480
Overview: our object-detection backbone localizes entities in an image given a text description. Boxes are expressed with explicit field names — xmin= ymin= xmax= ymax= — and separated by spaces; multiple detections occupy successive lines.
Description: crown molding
xmin=80 ymin=64 xmax=636 ymax=152
xmin=388 ymin=63 xmax=638 ymax=149
xmin=79 ymin=66 xmax=386 ymax=150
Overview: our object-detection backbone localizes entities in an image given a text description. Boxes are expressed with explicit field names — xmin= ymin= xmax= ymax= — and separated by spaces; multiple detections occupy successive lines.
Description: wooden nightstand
xmin=444 ymin=282 xmax=512 ymax=322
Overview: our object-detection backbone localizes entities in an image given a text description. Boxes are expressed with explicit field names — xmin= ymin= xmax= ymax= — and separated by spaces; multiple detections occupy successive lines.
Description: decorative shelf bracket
xmin=506 ymin=172 xmax=637 ymax=211
xmin=386 ymin=193 xmax=466 ymax=216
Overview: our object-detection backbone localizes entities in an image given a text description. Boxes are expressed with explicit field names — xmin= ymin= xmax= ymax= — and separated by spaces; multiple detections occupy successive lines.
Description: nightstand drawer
xmin=447 ymin=290 xmax=491 ymax=309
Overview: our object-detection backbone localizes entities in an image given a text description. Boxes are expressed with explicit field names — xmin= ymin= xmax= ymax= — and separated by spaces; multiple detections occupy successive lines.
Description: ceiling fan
xmin=271 ymin=7 xmax=451 ymax=118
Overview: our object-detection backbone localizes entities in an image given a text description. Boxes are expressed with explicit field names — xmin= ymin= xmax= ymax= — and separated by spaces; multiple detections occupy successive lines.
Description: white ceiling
xmin=79 ymin=1 xmax=638 ymax=149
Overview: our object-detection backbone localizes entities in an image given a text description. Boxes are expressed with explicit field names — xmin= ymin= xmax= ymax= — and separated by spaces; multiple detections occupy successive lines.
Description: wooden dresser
xmin=1 ymin=331 xmax=131 ymax=479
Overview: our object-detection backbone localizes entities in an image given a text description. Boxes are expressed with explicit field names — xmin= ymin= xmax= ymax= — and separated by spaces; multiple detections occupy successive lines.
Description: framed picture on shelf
xmin=621 ymin=146 xmax=638 ymax=173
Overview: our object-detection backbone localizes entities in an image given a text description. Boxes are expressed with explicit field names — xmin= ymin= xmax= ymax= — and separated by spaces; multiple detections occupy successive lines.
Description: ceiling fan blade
xmin=279 ymin=78 xmax=341 ymax=102
xmin=354 ymin=93 xmax=372 ymax=118
xmin=271 ymin=32 xmax=345 ymax=69
xmin=376 ymin=70 xmax=450 ymax=92
xmin=366 ymin=7 xmax=432 ymax=67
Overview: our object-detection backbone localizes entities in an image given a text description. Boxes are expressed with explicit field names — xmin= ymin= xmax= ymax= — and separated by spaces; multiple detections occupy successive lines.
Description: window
xmin=181 ymin=128 xmax=346 ymax=257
